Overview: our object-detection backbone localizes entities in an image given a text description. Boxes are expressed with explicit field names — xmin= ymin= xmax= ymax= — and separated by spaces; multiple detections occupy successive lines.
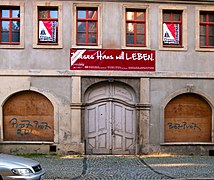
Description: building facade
xmin=0 ymin=0 xmax=214 ymax=155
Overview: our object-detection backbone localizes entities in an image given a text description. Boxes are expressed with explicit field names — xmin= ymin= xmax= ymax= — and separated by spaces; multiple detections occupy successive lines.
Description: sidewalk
xmin=33 ymin=155 xmax=214 ymax=179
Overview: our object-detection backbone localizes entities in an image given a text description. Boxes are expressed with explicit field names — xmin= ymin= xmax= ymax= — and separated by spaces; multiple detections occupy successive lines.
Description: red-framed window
xmin=200 ymin=11 xmax=214 ymax=48
xmin=38 ymin=7 xmax=58 ymax=44
xmin=162 ymin=10 xmax=182 ymax=47
xmin=126 ymin=9 xmax=146 ymax=47
xmin=76 ymin=7 xmax=98 ymax=46
xmin=0 ymin=7 xmax=20 ymax=44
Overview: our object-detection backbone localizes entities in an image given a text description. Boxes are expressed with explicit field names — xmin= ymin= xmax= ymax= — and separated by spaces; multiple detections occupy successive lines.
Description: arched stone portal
xmin=84 ymin=81 xmax=136 ymax=154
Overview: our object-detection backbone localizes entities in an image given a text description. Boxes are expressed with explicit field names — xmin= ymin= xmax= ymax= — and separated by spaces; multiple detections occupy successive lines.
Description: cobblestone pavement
xmin=33 ymin=155 xmax=214 ymax=179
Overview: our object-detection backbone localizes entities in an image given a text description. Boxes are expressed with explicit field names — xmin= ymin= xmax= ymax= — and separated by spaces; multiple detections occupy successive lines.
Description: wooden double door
xmin=85 ymin=82 xmax=136 ymax=155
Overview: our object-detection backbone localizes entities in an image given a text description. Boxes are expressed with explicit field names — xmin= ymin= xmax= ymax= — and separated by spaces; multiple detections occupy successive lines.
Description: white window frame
xmin=33 ymin=1 xmax=62 ymax=49
xmin=0 ymin=1 xmax=24 ymax=49
xmin=122 ymin=4 xmax=150 ymax=50
xmin=196 ymin=6 xmax=214 ymax=51
xmin=159 ymin=5 xmax=187 ymax=51
xmin=72 ymin=3 xmax=102 ymax=49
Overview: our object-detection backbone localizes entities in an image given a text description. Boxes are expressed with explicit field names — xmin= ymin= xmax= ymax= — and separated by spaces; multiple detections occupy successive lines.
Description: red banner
xmin=70 ymin=49 xmax=155 ymax=71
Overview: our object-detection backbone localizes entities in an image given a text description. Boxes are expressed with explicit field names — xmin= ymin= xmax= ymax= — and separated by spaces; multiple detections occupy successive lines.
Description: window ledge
xmin=72 ymin=45 xmax=102 ymax=49
xmin=0 ymin=45 xmax=24 ymax=49
xmin=33 ymin=44 xmax=62 ymax=49
xmin=159 ymin=47 xmax=187 ymax=51
xmin=0 ymin=141 xmax=54 ymax=144
xmin=196 ymin=48 xmax=214 ymax=52
xmin=122 ymin=46 xmax=151 ymax=50
xmin=161 ymin=142 xmax=214 ymax=146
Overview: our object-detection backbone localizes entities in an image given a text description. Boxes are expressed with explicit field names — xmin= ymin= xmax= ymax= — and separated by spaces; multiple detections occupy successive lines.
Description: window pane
xmin=136 ymin=35 xmax=144 ymax=44
xmin=88 ymin=10 xmax=97 ymax=19
xmin=12 ymin=21 xmax=20 ymax=30
xmin=127 ymin=11 xmax=134 ymax=20
xmin=2 ymin=21 xmax=9 ymax=31
xmin=200 ymin=25 xmax=206 ymax=35
xmin=163 ymin=12 xmax=170 ymax=21
xmin=136 ymin=23 xmax=144 ymax=34
xmin=39 ymin=10 xmax=48 ymax=18
xmin=88 ymin=33 xmax=96 ymax=43
xmin=1 ymin=32 xmax=9 ymax=42
xmin=200 ymin=14 xmax=206 ymax=22
xmin=78 ymin=22 xmax=86 ymax=32
xmin=209 ymin=14 xmax=214 ymax=22
xmin=89 ymin=22 xmax=96 ymax=32
xmin=12 ymin=31 xmax=20 ymax=42
xmin=2 ymin=10 xmax=9 ymax=18
xmin=78 ymin=10 xmax=86 ymax=18
xmin=136 ymin=11 xmax=144 ymax=20
xmin=208 ymin=36 xmax=214 ymax=46
xmin=173 ymin=13 xmax=181 ymax=21
xmin=126 ymin=34 xmax=134 ymax=44
xmin=12 ymin=10 xmax=20 ymax=18
xmin=126 ymin=23 xmax=134 ymax=33
xmin=50 ymin=10 xmax=58 ymax=18
xmin=200 ymin=36 xmax=206 ymax=46
xmin=78 ymin=33 xmax=86 ymax=43
xmin=209 ymin=26 xmax=214 ymax=35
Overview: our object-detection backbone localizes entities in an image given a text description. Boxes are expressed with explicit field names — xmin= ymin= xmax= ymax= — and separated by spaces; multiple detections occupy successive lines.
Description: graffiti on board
xmin=167 ymin=121 xmax=201 ymax=131
xmin=9 ymin=117 xmax=52 ymax=136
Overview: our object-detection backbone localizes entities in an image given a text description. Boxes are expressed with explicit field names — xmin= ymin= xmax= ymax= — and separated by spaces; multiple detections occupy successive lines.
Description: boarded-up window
xmin=164 ymin=93 xmax=211 ymax=142
xmin=3 ymin=91 xmax=54 ymax=141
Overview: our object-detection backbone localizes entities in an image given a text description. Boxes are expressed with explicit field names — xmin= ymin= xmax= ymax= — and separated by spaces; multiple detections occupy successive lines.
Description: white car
xmin=0 ymin=153 xmax=46 ymax=180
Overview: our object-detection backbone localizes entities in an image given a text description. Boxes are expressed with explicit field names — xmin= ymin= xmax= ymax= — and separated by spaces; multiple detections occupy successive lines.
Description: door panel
xmin=86 ymin=82 xmax=110 ymax=103
xmin=113 ymin=85 xmax=134 ymax=102
xmin=86 ymin=102 xmax=110 ymax=154
xmin=112 ymin=102 xmax=135 ymax=154
xmin=87 ymin=107 xmax=96 ymax=134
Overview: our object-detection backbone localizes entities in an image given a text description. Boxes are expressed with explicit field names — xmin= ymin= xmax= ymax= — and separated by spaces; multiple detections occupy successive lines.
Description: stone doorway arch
xmin=84 ymin=81 xmax=136 ymax=154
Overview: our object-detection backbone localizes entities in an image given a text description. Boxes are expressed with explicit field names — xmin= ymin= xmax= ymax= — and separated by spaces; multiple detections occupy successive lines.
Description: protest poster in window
xmin=39 ymin=21 xmax=56 ymax=42
xmin=163 ymin=23 xmax=180 ymax=45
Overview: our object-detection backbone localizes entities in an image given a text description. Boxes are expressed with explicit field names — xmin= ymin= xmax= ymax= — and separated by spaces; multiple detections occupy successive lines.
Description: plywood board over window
xmin=164 ymin=93 xmax=212 ymax=143
xmin=3 ymin=91 xmax=54 ymax=142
